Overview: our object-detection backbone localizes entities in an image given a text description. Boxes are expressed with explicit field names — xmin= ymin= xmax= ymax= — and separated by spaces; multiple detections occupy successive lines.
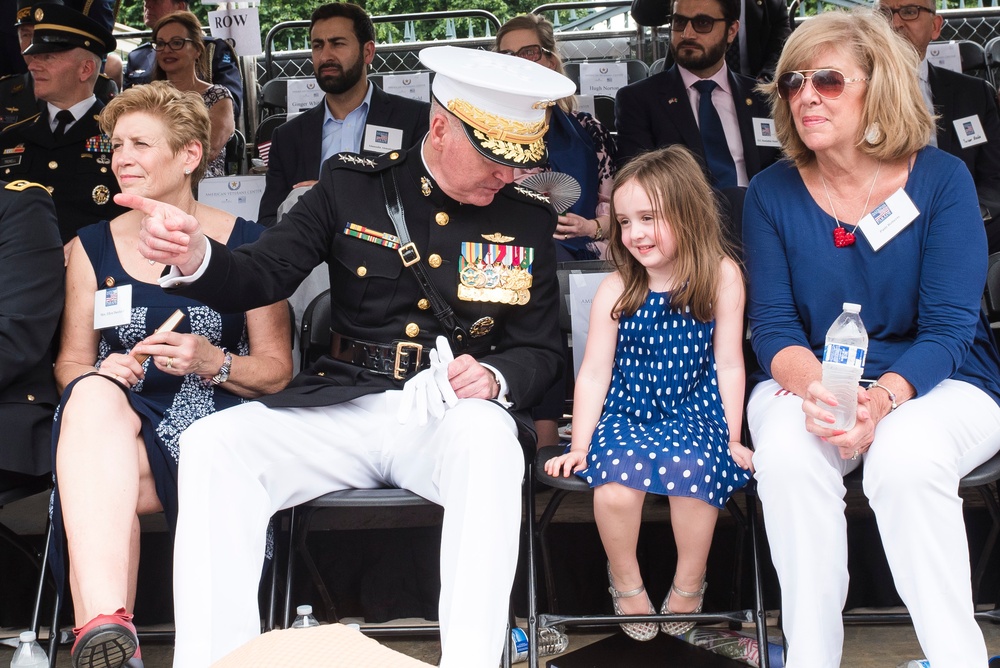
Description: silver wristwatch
xmin=211 ymin=347 xmax=232 ymax=386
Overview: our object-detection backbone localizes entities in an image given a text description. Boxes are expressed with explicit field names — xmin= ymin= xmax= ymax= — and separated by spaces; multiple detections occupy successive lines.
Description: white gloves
xmin=396 ymin=336 xmax=459 ymax=425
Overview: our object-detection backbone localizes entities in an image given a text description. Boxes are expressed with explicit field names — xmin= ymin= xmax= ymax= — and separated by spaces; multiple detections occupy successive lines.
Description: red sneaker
xmin=71 ymin=608 xmax=138 ymax=668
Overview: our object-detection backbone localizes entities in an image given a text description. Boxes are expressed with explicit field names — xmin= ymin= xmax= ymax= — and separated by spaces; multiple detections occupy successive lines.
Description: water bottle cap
xmin=19 ymin=631 xmax=36 ymax=642
xmin=296 ymin=604 xmax=313 ymax=615
xmin=843 ymin=302 xmax=861 ymax=313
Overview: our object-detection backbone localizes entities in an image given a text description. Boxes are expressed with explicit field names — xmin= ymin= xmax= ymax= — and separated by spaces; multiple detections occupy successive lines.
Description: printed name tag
xmin=953 ymin=114 xmax=988 ymax=148
xmin=857 ymin=187 xmax=919 ymax=252
xmin=362 ymin=124 xmax=404 ymax=154
xmin=752 ymin=117 xmax=780 ymax=147
xmin=93 ymin=284 xmax=132 ymax=329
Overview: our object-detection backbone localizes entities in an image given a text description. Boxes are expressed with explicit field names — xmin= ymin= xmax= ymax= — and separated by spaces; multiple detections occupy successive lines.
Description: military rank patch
xmin=342 ymin=222 xmax=400 ymax=249
xmin=457 ymin=241 xmax=534 ymax=305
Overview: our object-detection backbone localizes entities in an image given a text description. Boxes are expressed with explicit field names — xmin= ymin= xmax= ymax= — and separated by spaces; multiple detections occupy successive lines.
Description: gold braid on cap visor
xmin=447 ymin=98 xmax=549 ymax=164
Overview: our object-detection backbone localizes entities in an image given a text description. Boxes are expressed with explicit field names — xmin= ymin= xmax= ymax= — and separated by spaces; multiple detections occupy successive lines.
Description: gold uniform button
xmin=428 ymin=254 xmax=442 ymax=268
xmin=4 ymin=169 xmax=9 ymax=175
xmin=26 ymin=394 xmax=35 ymax=402
xmin=417 ymin=298 xmax=430 ymax=310
xmin=317 ymin=371 xmax=326 ymax=377
xmin=405 ymin=323 xmax=420 ymax=338
xmin=435 ymin=211 xmax=449 ymax=226
xmin=48 ymin=161 xmax=58 ymax=170
xmin=100 ymin=167 xmax=108 ymax=173
xmin=356 ymin=266 xmax=367 ymax=277
xmin=389 ymin=152 xmax=399 ymax=160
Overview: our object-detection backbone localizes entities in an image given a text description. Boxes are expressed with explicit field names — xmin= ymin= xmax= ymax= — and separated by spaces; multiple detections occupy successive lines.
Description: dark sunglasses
xmin=877 ymin=4 xmax=934 ymax=21
xmin=776 ymin=69 xmax=869 ymax=100
xmin=497 ymin=44 xmax=552 ymax=62
xmin=152 ymin=37 xmax=194 ymax=52
xmin=670 ymin=13 xmax=728 ymax=34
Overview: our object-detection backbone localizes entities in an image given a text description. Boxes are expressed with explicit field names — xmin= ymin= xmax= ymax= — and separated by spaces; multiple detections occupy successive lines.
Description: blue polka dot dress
xmin=579 ymin=291 xmax=750 ymax=508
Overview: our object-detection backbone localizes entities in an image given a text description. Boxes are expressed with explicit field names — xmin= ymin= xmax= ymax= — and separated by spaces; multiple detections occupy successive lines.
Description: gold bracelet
xmin=592 ymin=218 xmax=604 ymax=241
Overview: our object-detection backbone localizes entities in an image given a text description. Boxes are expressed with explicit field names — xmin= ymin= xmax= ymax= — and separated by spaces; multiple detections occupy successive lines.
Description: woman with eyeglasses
xmin=496 ymin=14 xmax=618 ymax=450
xmin=743 ymin=10 xmax=1000 ymax=667
xmin=151 ymin=11 xmax=235 ymax=178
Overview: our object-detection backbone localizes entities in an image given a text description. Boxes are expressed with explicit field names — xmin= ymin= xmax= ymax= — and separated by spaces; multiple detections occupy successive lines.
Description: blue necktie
xmin=693 ymin=80 xmax=738 ymax=189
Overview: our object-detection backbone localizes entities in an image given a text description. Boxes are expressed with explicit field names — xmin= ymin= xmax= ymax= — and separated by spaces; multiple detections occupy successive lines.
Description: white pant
xmin=749 ymin=379 xmax=1000 ymax=668
xmin=171 ymin=393 xmax=524 ymax=668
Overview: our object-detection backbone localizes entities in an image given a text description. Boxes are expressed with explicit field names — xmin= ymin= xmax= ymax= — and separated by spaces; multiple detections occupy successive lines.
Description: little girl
xmin=546 ymin=145 xmax=754 ymax=641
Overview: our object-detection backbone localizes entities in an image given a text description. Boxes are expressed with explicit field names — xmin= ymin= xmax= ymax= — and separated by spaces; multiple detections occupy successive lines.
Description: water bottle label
xmin=823 ymin=343 xmax=866 ymax=369
xmin=510 ymin=627 xmax=529 ymax=654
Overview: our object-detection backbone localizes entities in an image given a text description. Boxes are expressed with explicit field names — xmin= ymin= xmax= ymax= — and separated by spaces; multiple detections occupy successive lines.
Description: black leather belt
xmin=329 ymin=331 xmax=428 ymax=380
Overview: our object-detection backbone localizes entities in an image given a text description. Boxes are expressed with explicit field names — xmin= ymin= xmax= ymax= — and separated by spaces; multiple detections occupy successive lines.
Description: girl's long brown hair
xmin=607 ymin=146 xmax=735 ymax=322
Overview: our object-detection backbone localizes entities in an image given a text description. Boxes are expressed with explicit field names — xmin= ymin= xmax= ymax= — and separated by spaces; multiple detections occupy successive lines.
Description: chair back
xmin=224 ymin=129 xmax=246 ymax=175
xmin=985 ymin=252 xmax=1000 ymax=322
xmin=650 ymin=57 xmax=667 ymax=75
xmin=592 ymin=95 xmax=616 ymax=132
xmin=300 ymin=288 xmax=333 ymax=370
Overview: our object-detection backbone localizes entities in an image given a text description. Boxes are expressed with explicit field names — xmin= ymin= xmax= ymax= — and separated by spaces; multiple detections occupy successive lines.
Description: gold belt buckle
xmin=393 ymin=341 xmax=423 ymax=380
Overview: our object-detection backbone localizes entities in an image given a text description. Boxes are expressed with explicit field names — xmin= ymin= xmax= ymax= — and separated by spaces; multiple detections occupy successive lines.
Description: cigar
xmin=132 ymin=309 xmax=186 ymax=364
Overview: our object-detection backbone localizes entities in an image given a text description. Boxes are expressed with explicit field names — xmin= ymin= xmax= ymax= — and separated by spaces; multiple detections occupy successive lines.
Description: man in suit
xmin=878 ymin=0 xmax=1000 ymax=252
xmin=0 ymin=0 xmax=118 ymax=132
xmin=631 ymin=0 xmax=789 ymax=80
xmin=0 ymin=3 xmax=125 ymax=252
xmin=617 ymin=0 xmax=780 ymax=187
xmin=0 ymin=179 xmax=63 ymax=490
xmin=123 ymin=0 xmax=244 ymax=119
xmin=257 ymin=2 xmax=429 ymax=228
xmin=127 ymin=45 xmax=573 ymax=668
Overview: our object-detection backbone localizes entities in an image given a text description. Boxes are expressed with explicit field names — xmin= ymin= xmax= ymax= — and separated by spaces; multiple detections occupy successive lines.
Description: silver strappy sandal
xmin=659 ymin=578 xmax=708 ymax=635
xmin=607 ymin=563 xmax=658 ymax=642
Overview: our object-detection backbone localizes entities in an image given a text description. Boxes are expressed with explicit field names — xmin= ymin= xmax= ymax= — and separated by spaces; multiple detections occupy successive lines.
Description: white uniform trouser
xmin=170 ymin=393 xmax=524 ymax=668
xmin=749 ymin=379 xmax=1000 ymax=668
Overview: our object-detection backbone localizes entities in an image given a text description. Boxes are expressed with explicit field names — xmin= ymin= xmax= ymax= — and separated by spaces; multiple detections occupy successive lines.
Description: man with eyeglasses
xmin=0 ymin=3 xmax=125 ymax=255
xmin=123 ymin=0 xmax=244 ymax=120
xmin=257 ymin=2 xmax=428 ymax=228
xmin=616 ymin=0 xmax=779 ymax=193
xmin=877 ymin=0 xmax=1000 ymax=251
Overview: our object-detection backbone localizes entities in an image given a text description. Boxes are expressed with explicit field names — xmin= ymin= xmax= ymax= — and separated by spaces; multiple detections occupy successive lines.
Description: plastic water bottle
xmin=896 ymin=661 xmax=930 ymax=668
xmin=291 ymin=604 xmax=320 ymax=629
xmin=507 ymin=626 xmax=569 ymax=662
xmin=10 ymin=631 xmax=47 ymax=668
xmin=816 ymin=303 xmax=867 ymax=431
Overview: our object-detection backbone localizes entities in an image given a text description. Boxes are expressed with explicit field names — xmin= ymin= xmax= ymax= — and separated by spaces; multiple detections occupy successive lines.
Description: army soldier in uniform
xmin=0 ymin=3 xmax=125 ymax=250
xmin=0 ymin=179 xmax=63 ymax=490
xmin=0 ymin=0 xmax=118 ymax=132
xmin=127 ymin=46 xmax=575 ymax=668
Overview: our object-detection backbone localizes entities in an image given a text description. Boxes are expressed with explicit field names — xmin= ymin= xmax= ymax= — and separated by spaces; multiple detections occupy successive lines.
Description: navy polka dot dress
xmin=579 ymin=291 xmax=750 ymax=508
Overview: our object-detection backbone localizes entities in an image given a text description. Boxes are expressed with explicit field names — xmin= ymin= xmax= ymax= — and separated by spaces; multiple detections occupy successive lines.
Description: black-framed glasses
xmin=776 ymin=69 xmax=869 ymax=100
xmin=670 ymin=13 xmax=728 ymax=34
xmin=152 ymin=37 xmax=194 ymax=52
xmin=877 ymin=4 xmax=934 ymax=21
xmin=497 ymin=44 xmax=552 ymax=62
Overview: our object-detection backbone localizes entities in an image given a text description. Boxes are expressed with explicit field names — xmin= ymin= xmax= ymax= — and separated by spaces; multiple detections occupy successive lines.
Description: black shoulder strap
xmin=380 ymin=168 xmax=470 ymax=351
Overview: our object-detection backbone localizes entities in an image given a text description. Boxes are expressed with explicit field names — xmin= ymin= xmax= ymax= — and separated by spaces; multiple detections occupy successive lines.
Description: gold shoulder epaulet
xmin=5 ymin=180 xmax=51 ymax=194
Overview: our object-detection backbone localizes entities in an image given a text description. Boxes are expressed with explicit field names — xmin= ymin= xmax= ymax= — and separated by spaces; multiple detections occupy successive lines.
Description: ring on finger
xmin=166 ymin=356 xmax=174 ymax=369
xmin=851 ymin=449 xmax=860 ymax=461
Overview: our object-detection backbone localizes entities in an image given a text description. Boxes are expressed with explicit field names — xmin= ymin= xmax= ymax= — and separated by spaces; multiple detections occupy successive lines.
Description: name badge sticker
xmin=363 ymin=125 xmax=404 ymax=154
xmin=93 ymin=284 xmax=133 ymax=329
xmin=857 ymin=187 xmax=919 ymax=252
xmin=953 ymin=114 xmax=988 ymax=148
xmin=752 ymin=117 xmax=780 ymax=147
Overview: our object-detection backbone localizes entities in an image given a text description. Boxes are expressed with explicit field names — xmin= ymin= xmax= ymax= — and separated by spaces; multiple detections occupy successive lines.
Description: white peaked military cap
xmin=419 ymin=45 xmax=576 ymax=168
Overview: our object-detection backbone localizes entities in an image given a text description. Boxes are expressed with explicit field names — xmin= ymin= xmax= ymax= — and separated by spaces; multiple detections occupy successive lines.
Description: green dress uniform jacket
xmin=0 ymin=180 xmax=64 ymax=476
xmin=0 ymin=99 xmax=126 ymax=243
xmin=169 ymin=147 xmax=563 ymax=428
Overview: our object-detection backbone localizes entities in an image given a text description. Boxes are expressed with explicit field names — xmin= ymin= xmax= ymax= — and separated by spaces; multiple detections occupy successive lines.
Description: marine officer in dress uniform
xmin=0 ymin=3 xmax=125 ymax=250
xmin=125 ymin=45 xmax=576 ymax=668
xmin=0 ymin=0 xmax=118 ymax=132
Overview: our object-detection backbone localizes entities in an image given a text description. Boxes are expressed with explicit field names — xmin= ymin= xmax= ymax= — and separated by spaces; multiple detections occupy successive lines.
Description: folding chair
xmin=269 ymin=289 xmax=536 ymax=666
xmin=523 ymin=261 xmax=771 ymax=667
